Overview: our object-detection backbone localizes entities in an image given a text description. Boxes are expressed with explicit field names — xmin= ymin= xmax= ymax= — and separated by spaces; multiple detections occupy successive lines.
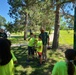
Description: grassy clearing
xmin=9 ymin=36 xmax=25 ymax=44
xmin=59 ymin=30 xmax=73 ymax=46
xmin=12 ymin=46 xmax=65 ymax=75
xmin=10 ymin=30 xmax=73 ymax=75
xmin=10 ymin=30 xmax=73 ymax=46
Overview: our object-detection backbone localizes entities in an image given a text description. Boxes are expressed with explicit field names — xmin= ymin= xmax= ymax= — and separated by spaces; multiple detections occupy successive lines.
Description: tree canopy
xmin=7 ymin=0 xmax=75 ymax=48
xmin=0 ymin=15 xmax=6 ymax=27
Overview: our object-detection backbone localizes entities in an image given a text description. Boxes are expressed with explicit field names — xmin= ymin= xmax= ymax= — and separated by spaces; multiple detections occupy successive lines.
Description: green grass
xmin=9 ymin=36 xmax=25 ymax=44
xmin=10 ymin=30 xmax=74 ymax=75
xmin=59 ymin=30 xmax=73 ymax=46
xmin=12 ymin=46 xmax=65 ymax=75
xmin=9 ymin=30 xmax=74 ymax=46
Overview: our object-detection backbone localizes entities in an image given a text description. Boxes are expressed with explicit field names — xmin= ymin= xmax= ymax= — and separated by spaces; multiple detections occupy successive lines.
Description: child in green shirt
xmin=27 ymin=33 xmax=36 ymax=62
xmin=0 ymin=38 xmax=14 ymax=75
xmin=52 ymin=49 xmax=76 ymax=75
xmin=36 ymin=36 xmax=43 ymax=65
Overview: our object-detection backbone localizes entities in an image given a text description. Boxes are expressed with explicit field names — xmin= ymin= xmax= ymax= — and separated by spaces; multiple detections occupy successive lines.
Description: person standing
xmin=0 ymin=38 xmax=14 ymax=75
xmin=27 ymin=33 xmax=35 ymax=62
xmin=36 ymin=36 xmax=43 ymax=65
xmin=39 ymin=27 xmax=49 ymax=62
xmin=52 ymin=49 xmax=76 ymax=75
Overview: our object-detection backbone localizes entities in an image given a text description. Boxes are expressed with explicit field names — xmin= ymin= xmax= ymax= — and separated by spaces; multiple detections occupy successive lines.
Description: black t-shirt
xmin=39 ymin=32 xmax=49 ymax=45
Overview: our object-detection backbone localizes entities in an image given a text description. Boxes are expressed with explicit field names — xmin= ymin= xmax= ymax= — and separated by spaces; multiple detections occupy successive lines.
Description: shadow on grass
xmin=11 ymin=46 xmax=64 ymax=75
xmin=10 ymin=36 xmax=26 ymax=44
xmin=11 ymin=36 xmax=24 ymax=38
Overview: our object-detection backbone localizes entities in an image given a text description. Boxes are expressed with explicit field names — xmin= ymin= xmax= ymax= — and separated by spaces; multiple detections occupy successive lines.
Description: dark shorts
xmin=32 ymin=46 xmax=36 ymax=52
xmin=28 ymin=46 xmax=34 ymax=55
xmin=34 ymin=48 xmax=36 ymax=52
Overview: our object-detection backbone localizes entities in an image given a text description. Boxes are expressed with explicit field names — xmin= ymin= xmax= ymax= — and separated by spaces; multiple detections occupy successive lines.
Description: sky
xmin=0 ymin=0 xmax=13 ymax=22
xmin=0 ymin=0 xmax=75 ymax=23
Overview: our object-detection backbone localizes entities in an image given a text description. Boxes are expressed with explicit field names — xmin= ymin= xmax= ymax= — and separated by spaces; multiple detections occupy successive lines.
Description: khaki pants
xmin=42 ymin=45 xmax=47 ymax=61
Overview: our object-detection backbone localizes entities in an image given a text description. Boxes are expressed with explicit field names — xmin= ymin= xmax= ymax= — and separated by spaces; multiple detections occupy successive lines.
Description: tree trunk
xmin=24 ymin=12 xmax=28 ymax=40
xmin=52 ymin=4 xmax=60 ymax=49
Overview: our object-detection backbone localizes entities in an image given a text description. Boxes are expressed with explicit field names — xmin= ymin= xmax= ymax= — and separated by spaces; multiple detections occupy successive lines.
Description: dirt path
xmin=11 ymin=32 xmax=54 ymax=47
xmin=49 ymin=31 xmax=54 ymax=42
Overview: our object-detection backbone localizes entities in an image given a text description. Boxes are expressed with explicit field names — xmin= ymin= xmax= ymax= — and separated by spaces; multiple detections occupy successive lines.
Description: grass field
xmin=10 ymin=30 xmax=74 ymax=45
xmin=10 ymin=30 xmax=73 ymax=75
xmin=9 ymin=30 xmax=73 ymax=75
xmin=12 ymin=46 xmax=65 ymax=75
xmin=59 ymin=30 xmax=73 ymax=46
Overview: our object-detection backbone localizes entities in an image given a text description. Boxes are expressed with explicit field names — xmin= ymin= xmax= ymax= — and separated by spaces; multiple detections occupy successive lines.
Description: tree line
xmin=0 ymin=0 xmax=75 ymax=49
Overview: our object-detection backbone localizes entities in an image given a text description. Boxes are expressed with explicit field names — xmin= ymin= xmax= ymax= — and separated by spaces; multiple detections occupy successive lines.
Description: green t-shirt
xmin=52 ymin=61 xmax=76 ymax=75
xmin=37 ymin=40 xmax=43 ymax=52
xmin=0 ymin=59 xmax=14 ymax=75
xmin=34 ymin=38 xmax=38 ymax=48
xmin=39 ymin=32 xmax=49 ymax=45
xmin=28 ymin=37 xmax=35 ymax=47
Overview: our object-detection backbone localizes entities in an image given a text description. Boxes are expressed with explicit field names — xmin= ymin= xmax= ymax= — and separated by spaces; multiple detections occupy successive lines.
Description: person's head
xmin=40 ymin=27 xmax=45 ymax=33
xmin=38 ymin=36 xmax=42 ymax=40
xmin=65 ymin=49 xmax=76 ymax=60
xmin=0 ymin=38 xmax=12 ymax=65
xmin=65 ymin=49 xmax=76 ymax=75
xmin=6 ymin=39 xmax=11 ymax=47
xmin=0 ymin=29 xmax=4 ymax=33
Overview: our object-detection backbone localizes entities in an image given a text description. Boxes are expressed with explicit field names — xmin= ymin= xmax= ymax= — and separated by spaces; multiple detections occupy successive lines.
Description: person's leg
xmin=33 ymin=47 xmax=37 ymax=57
xmin=27 ymin=46 xmax=30 ymax=59
xmin=42 ymin=45 xmax=47 ymax=61
xmin=42 ymin=45 xmax=44 ymax=60
xmin=31 ymin=47 xmax=34 ymax=59
xmin=34 ymin=48 xmax=37 ymax=57
xmin=37 ymin=52 xmax=42 ymax=66
xmin=39 ymin=55 xmax=42 ymax=64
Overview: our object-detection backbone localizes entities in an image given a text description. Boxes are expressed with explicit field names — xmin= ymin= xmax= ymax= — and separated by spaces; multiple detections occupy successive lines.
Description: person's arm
xmin=11 ymin=50 xmax=17 ymax=64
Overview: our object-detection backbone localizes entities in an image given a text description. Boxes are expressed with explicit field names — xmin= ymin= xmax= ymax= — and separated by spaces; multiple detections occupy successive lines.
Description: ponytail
xmin=67 ymin=61 xmax=75 ymax=75
xmin=65 ymin=49 xmax=76 ymax=75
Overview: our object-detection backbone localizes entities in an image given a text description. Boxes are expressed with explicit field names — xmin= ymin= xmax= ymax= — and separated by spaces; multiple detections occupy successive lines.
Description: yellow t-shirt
xmin=28 ymin=37 xmax=35 ymax=47
xmin=37 ymin=40 xmax=43 ymax=52
xmin=0 ymin=59 xmax=14 ymax=75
